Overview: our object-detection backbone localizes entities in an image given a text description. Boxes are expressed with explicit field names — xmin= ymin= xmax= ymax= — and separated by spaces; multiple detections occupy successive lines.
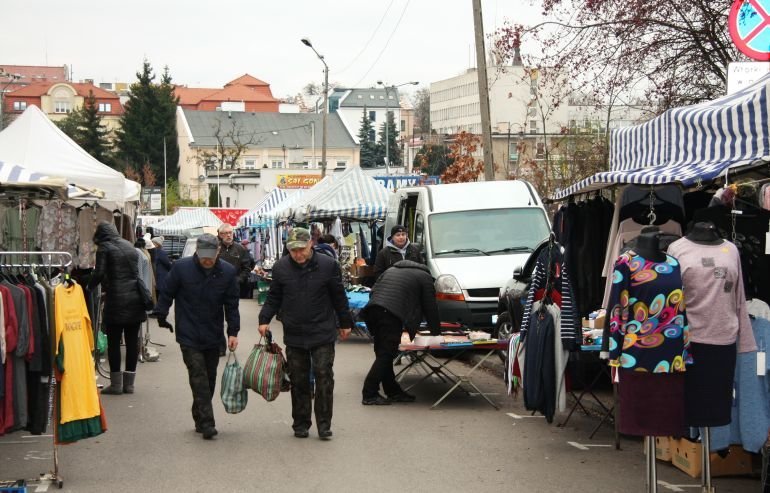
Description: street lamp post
xmin=301 ymin=38 xmax=329 ymax=177
xmin=376 ymin=80 xmax=418 ymax=175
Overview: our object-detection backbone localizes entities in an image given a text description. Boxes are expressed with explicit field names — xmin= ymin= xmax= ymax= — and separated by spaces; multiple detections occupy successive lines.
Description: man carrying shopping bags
xmin=258 ymin=227 xmax=352 ymax=440
xmin=154 ymin=233 xmax=240 ymax=440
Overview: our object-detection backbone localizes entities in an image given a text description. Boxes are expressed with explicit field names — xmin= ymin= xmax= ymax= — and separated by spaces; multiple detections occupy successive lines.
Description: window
xmin=271 ymin=160 xmax=283 ymax=168
xmin=529 ymin=120 xmax=537 ymax=134
xmin=413 ymin=214 xmax=425 ymax=247
xmin=369 ymin=129 xmax=375 ymax=141
xmin=98 ymin=102 xmax=112 ymax=112
xmin=369 ymin=110 xmax=376 ymax=122
xmin=536 ymin=142 xmax=545 ymax=158
xmin=54 ymin=101 xmax=71 ymax=114
xmin=509 ymin=142 xmax=518 ymax=161
xmin=226 ymin=197 xmax=231 ymax=207
xmin=13 ymin=101 xmax=27 ymax=111
xmin=302 ymin=161 xmax=310 ymax=169
xmin=336 ymin=160 xmax=347 ymax=169
xmin=400 ymin=120 xmax=406 ymax=132
xmin=243 ymin=159 xmax=256 ymax=170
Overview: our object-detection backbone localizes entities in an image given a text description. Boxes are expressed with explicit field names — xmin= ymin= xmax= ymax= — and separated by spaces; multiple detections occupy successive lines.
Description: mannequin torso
xmin=632 ymin=231 xmax=666 ymax=262
xmin=686 ymin=221 xmax=722 ymax=245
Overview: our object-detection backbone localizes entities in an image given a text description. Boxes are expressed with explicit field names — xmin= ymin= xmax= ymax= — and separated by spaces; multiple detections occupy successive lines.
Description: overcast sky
xmin=1 ymin=0 xmax=542 ymax=99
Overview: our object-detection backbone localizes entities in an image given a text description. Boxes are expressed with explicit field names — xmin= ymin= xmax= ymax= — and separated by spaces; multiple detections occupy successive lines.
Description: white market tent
xmin=554 ymin=72 xmax=770 ymax=199
xmin=151 ymin=208 xmax=224 ymax=236
xmin=239 ymin=187 xmax=291 ymax=227
xmin=0 ymin=105 xmax=139 ymax=205
xmin=291 ymin=166 xmax=391 ymax=222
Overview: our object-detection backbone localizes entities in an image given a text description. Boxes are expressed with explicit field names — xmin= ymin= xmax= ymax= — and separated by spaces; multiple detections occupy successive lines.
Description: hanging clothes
xmin=523 ymin=304 xmax=556 ymax=423
xmin=77 ymin=205 xmax=114 ymax=268
xmin=53 ymin=282 xmax=104 ymax=440
xmin=520 ymin=242 xmax=580 ymax=351
xmin=36 ymin=201 xmax=79 ymax=261
xmin=2 ymin=202 xmax=41 ymax=252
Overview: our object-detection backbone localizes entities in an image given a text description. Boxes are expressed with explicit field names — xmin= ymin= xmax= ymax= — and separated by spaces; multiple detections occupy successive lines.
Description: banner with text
xmin=276 ymin=174 xmax=322 ymax=189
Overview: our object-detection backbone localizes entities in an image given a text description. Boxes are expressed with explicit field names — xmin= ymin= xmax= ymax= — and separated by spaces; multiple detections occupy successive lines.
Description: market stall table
xmin=346 ymin=290 xmax=371 ymax=339
xmin=558 ymin=345 xmax=620 ymax=449
xmin=395 ymin=340 xmax=508 ymax=410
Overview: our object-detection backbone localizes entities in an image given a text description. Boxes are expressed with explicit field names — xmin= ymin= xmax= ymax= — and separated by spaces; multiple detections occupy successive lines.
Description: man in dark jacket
xmin=258 ymin=227 xmax=352 ymax=440
xmin=217 ymin=224 xmax=253 ymax=299
xmin=87 ymin=222 xmax=148 ymax=395
xmin=151 ymin=236 xmax=171 ymax=298
xmin=154 ymin=233 xmax=240 ymax=440
xmin=373 ymin=224 xmax=423 ymax=281
xmin=361 ymin=260 xmax=441 ymax=405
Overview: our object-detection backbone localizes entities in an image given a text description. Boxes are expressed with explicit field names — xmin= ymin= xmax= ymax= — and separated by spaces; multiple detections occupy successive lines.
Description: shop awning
xmin=553 ymin=72 xmax=770 ymax=199
xmin=151 ymin=208 xmax=224 ymax=236
xmin=239 ymin=188 xmax=290 ymax=227
xmin=293 ymin=167 xmax=391 ymax=221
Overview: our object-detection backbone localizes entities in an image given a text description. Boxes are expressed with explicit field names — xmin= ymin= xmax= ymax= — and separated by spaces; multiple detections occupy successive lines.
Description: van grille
xmin=466 ymin=288 xmax=499 ymax=298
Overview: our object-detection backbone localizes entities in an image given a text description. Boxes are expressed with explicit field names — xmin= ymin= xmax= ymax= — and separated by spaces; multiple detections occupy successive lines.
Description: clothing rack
xmin=0 ymin=251 xmax=73 ymax=490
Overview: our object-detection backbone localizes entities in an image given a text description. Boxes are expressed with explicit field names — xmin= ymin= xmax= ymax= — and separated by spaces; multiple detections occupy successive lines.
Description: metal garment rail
xmin=0 ymin=251 xmax=73 ymax=489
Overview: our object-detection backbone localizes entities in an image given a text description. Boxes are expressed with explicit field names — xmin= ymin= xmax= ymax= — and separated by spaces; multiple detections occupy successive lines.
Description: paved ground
xmin=0 ymin=299 xmax=761 ymax=492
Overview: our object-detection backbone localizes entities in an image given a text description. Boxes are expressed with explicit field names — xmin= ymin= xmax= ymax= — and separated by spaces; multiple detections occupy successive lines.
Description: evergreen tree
xmin=78 ymin=91 xmax=113 ymax=165
xmin=357 ymin=107 xmax=377 ymax=167
xmin=115 ymin=60 xmax=180 ymax=184
xmin=55 ymin=90 xmax=113 ymax=166
xmin=377 ymin=110 xmax=400 ymax=167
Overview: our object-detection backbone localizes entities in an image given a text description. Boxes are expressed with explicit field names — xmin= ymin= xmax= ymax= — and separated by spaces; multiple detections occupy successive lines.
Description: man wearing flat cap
xmin=154 ymin=233 xmax=240 ymax=440
xmin=373 ymin=224 xmax=423 ymax=281
xmin=258 ymin=227 xmax=352 ymax=440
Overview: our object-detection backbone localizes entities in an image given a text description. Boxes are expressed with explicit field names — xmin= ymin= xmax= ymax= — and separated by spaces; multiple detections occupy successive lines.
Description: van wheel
xmin=494 ymin=311 xmax=514 ymax=362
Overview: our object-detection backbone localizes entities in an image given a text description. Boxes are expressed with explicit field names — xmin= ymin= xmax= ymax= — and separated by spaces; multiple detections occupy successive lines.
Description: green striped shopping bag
xmin=243 ymin=333 xmax=286 ymax=402
xmin=220 ymin=351 xmax=248 ymax=413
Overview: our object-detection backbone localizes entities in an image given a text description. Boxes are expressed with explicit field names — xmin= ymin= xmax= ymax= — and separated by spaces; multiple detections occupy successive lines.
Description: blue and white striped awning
xmin=239 ymin=188 xmax=291 ymax=227
xmin=0 ymin=160 xmax=70 ymax=197
xmin=294 ymin=166 xmax=391 ymax=221
xmin=554 ymin=72 xmax=770 ymax=199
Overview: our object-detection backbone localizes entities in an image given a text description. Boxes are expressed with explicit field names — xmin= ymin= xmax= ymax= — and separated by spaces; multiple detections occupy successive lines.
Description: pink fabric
xmin=667 ymin=238 xmax=756 ymax=353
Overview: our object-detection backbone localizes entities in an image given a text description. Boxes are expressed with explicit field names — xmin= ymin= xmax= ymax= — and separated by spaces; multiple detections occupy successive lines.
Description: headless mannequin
xmin=633 ymin=231 xmax=666 ymax=262
xmin=681 ymin=220 xmax=724 ymax=492
xmin=686 ymin=221 xmax=722 ymax=245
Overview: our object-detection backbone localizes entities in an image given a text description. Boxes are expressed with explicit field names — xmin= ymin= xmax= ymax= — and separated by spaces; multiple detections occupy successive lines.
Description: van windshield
xmin=429 ymin=208 xmax=549 ymax=257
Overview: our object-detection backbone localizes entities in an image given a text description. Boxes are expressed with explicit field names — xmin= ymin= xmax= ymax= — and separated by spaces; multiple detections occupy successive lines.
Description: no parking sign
xmin=729 ymin=0 xmax=770 ymax=60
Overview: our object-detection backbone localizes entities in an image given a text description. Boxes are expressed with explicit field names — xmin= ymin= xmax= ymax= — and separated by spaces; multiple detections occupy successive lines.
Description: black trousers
xmin=362 ymin=306 xmax=404 ymax=399
xmin=106 ymin=323 xmax=140 ymax=372
xmin=180 ymin=346 xmax=219 ymax=431
xmin=286 ymin=343 xmax=335 ymax=433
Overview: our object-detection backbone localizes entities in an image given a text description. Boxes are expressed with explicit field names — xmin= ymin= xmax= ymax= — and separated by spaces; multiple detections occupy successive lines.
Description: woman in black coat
xmin=87 ymin=221 xmax=147 ymax=395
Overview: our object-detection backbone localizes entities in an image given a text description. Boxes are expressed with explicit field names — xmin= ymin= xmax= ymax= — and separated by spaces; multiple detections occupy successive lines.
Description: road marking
xmin=34 ymin=484 xmax=50 ymax=492
xmin=657 ymin=480 xmax=701 ymax=492
xmin=506 ymin=413 xmax=544 ymax=419
xmin=567 ymin=441 xmax=612 ymax=450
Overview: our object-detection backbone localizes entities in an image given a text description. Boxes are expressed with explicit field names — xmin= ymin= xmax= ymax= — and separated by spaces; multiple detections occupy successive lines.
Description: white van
xmin=384 ymin=180 xmax=550 ymax=332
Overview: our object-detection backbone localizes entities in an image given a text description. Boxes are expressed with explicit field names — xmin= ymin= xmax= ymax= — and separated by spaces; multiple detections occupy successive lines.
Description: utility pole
xmin=472 ymin=0 xmax=495 ymax=181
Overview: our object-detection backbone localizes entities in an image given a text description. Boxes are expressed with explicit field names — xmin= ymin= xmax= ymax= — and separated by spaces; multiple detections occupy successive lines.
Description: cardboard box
xmin=655 ymin=437 xmax=672 ymax=462
xmin=671 ymin=438 xmax=754 ymax=478
xmin=582 ymin=314 xmax=606 ymax=330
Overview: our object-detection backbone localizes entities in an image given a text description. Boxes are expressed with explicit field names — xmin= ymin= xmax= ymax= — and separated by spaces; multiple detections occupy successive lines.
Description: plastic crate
xmin=0 ymin=480 xmax=27 ymax=493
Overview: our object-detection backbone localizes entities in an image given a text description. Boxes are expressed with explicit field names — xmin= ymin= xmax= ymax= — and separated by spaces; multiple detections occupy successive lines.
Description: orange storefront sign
xmin=276 ymin=174 xmax=321 ymax=189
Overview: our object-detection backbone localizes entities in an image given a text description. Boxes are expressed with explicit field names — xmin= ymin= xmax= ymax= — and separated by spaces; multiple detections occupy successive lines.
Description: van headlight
xmin=435 ymin=275 xmax=465 ymax=301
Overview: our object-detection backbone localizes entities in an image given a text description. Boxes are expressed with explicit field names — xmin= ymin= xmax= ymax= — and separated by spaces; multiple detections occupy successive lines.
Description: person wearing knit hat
xmin=151 ymin=236 xmax=165 ymax=248
xmin=373 ymin=224 xmax=423 ymax=281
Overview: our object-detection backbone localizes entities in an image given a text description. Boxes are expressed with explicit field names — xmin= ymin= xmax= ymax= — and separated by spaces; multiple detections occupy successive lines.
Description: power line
xmin=352 ymin=0 xmax=411 ymax=88
xmin=337 ymin=0 xmax=396 ymax=75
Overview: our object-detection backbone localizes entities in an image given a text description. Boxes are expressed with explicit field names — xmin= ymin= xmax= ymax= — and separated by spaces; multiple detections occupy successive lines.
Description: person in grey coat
xmin=361 ymin=260 xmax=440 ymax=405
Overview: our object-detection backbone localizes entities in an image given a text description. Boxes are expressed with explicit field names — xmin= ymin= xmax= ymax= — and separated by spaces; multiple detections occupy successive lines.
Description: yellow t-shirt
xmin=55 ymin=283 xmax=100 ymax=424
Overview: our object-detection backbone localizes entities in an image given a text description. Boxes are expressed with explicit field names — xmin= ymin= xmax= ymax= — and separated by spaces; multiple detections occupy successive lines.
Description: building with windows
xmin=327 ymin=87 xmax=414 ymax=171
xmin=176 ymin=108 xmax=359 ymax=205
xmin=3 ymin=80 xmax=123 ymax=132
xmin=175 ymin=74 xmax=280 ymax=112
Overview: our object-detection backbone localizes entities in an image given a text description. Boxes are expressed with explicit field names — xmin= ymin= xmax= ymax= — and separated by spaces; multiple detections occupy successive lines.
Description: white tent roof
xmin=0 ymin=159 xmax=69 ymax=198
xmin=0 ymin=105 xmax=139 ymax=204
xmin=151 ymin=208 xmax=224 ymax=235
xmin=239 ymin=188 xmax=294 ymax=227
xmin=293 ymin=167 xmax=391 ymax=221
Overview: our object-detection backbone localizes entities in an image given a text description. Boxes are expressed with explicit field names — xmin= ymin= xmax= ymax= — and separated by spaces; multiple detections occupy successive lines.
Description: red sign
xmin=209 ymin=208 xmax=248 ymax=226
xmin=729 ymin=0 xmax=770 ymax=60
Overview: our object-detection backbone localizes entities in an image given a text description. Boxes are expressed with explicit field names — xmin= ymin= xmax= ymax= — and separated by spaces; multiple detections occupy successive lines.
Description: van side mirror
xmin=512 ymin=266 xmax=523 ymax=280
xmin=412 ymin=242 xmax=426 ymax=263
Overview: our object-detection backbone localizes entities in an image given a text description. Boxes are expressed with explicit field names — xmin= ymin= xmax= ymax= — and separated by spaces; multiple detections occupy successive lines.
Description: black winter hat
xmin=391 ymin=225 xmax=407 ymax=236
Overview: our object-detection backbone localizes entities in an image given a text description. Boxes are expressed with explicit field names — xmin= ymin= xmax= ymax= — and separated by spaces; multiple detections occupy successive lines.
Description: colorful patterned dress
xmin=607 ymin=252 xmax=691 ymax=373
